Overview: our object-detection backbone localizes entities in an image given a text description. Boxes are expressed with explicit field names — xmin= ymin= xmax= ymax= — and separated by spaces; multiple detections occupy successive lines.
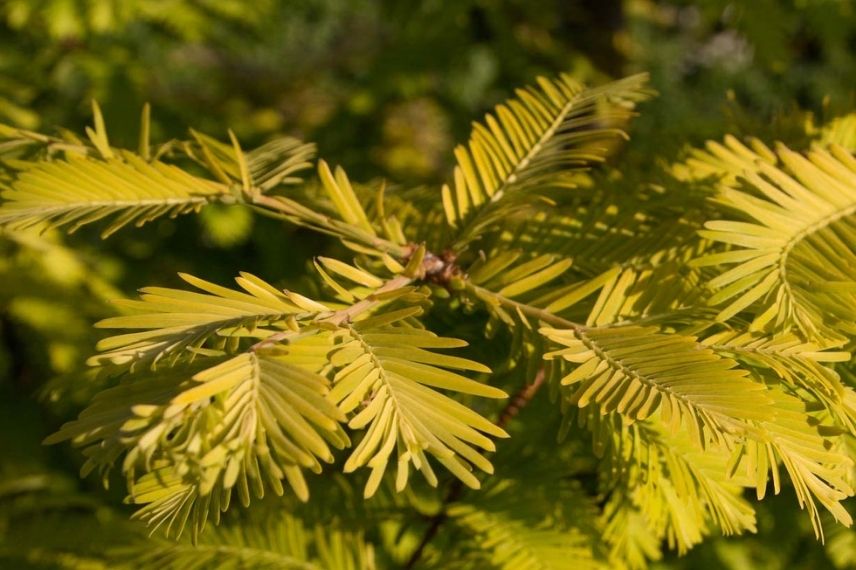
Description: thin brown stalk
xmin=403 ymin=368 xmax=547 ymax=569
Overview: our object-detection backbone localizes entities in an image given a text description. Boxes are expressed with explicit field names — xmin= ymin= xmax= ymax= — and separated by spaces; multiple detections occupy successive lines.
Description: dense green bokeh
xmin=1 ymin=1 xmax=854 ymax=568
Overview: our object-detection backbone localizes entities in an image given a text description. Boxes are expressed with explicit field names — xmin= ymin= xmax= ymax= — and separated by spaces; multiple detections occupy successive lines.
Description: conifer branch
xmin=5 ymin=65 xmax=854 ymax=566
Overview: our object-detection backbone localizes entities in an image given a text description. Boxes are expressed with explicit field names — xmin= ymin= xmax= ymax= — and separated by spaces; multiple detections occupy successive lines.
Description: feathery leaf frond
xmin=442 ymin=73 xmax=651 ymax=243
xmin=542 ymin=325 xmax=774 ymax=446
xmin=703 ymin=330 xmax=854 ymax=430
xmin=48 ymin=345 xmax=348 ymax=538
xmin=575 ymin=408 xmax=757 ymax=554
xmin=544 ymin=252 xmax=707 ymax=327
xmin=0 ymin=152 xmax=229 ymax=236
xmin=0 ymin=108 xmax=316 ymax=237
xmin=183 ymin=130 xmax=316 ymax=192
xmin=117 ymin=511 xmax=375 ymax=570
xmin=672 ymin=134 xmax=777 ymax=187
xmin=448 ymin=480 xmax=603 ymax=570
xmin=692 ymin=143 xmax=856 ymax=339
xmin=600 ymin=493 xmax=662 ymax=570
xmin=329 ymin=315 xmax=508 ymax=498
xmin=734 ymin=389 xmax=854 ymax=538
xmin=89 ymin=272 xmax=325 ymax=370
xmin=459 ymin=254 xmax=574 ymax=375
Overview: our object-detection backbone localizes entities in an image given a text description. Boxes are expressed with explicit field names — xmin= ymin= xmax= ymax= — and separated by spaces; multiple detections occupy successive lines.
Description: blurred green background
xmin=1 ymin=1 xmax=854 ymax=568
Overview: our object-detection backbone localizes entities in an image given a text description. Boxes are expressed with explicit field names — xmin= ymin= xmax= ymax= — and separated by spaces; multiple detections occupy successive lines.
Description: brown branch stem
xmin=403 ymin=368 xmax=547 ymax=569
xmin=250 ymin=274 xmax=414 ymax=352
xmin=322 ymin=275 xmax=413 ymax=327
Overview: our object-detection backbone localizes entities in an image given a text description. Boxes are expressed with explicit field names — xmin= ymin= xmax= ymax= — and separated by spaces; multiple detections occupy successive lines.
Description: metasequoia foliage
xmin=1 ymin=71 xmax=855 ymax=569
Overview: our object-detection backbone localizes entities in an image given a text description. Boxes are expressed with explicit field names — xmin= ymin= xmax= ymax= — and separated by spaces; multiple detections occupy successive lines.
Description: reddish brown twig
xmin=403 ymin=368 xmax=547 ymax=569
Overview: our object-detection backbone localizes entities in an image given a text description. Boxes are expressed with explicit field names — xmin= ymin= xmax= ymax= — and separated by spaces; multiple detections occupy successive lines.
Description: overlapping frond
xmin=462 ymin=219 xmax=712 ymax=341
xmin=599 ymin=493 xmax=662 ymax=570
xmin=573 ymin=407 xmax=757 ymax=555
xmin=449 ymin=481 xmax=607 ymax=570
xmin=182 ymin=129 xmax=316 ymax=192
xmin=703 ymin=330 xmax=855 ymax=430
xmin=441 ymin=73 xmax=651 ymax=243
xmin=247 ymin=137 xmax=317 ymax=191
xmin=0 ymin=105 xmax=317 ymax=237
xmin=481 ymin=168 xmax=711 ymax=279
xmin=328 ymin=315 xmax=508 ymax=497
xmin=315 ymin=160 xmax=377 ymax=237
xmin=542 ymin=325 xmax=774 ymax=446
xmin=47 ymin=345 xmax=348 ymax=538
xmin=464 ymin=250 xmax=573 ymax=326
xmin=116 ymin=511 xmax=375 ymax=570
xmin=541 ymin=249 xmax=709 ymax=327
xmin=0 ymin=122 xmax=94 ymax=164
xmin=53 ymin=250 xmax=511 ymax=532
xmin=692 ymin=143 xmax=856 ymax=339
xmin=89 ymin=272 xmax=326 ymax=370
xmin=649 ymin=430 xmax=757 ymax=544
xmin=732 ymin=388 xmax=854 ymax=538
xmin=252 ymin=159 xmax=410 ymax=256
xmin=573 ymin=360 xmax=852 ymax=542
xmin=672 ymin=134 xmax=778 ymax=187
xmin=466 ymin=251 xmax=573 ymax=301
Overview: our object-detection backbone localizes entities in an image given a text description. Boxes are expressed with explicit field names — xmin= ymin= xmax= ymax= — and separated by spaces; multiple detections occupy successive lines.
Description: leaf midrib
xmin=778 ymin=202 xmax=856 ymax=304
